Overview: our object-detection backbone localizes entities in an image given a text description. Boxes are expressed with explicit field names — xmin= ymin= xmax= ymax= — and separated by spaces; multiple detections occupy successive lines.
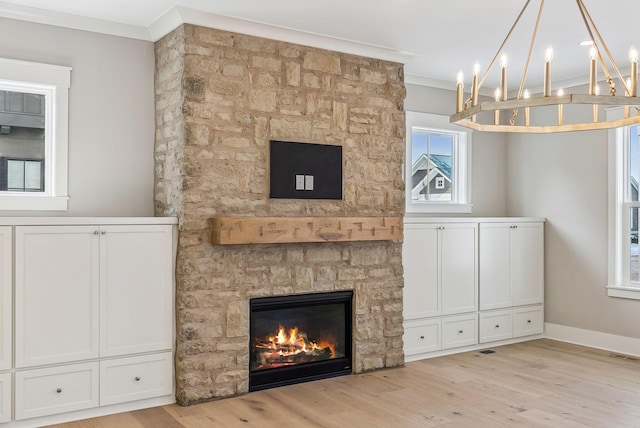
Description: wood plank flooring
xmin=50 ymin=339 xmax=640 ymax=427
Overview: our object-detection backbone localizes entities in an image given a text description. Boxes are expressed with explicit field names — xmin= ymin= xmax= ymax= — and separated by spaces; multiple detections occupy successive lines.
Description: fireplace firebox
xmin=249 ymin=291 xmax=353 ymax=391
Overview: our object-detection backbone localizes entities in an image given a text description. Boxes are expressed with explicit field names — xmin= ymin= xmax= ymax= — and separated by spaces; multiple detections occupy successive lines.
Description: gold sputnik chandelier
xmin=450 ymin=0 xmax=640 ymax=133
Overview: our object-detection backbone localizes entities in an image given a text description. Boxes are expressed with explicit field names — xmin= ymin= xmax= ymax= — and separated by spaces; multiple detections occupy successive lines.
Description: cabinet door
xmin=15 ymin=362 xmax=99 ymax=420
xmin=100 ymin=352 xmax=173 ymax=406
xmin=15 ymin=226 xmax=99 ymax=367
xmin=511 ymin=223 xmax=544 ymax=306
xmin=100 ymin=225 xmax=173 ymax=357
xmin=0 ymin=227 xmax=11 ymax=371
xmin=441 ymin=223 xmax=478 ymax=315
xmin=403 ymin=224 xmax=439 ymax=319
xmin=0 ymin=373 xmax=9 ymax=423
xmin=479 ymin=224 xmax=511 ymax=310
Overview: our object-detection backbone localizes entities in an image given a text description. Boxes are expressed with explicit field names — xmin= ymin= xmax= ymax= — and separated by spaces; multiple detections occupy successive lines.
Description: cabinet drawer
xmin=0 ymin=372 xmax=10 ymax=423
xmin=513 ymin=306 xmax=544 ymax=337
xmin=100 ymin=352 xmax=173 ymax=406
xmin=403 ymin=319 xmax=440 ymax=355
xmin=15 ymin=362 xmax=99 ymax=420
xmin=442 ymin=314 xmax=477 ymax=350
xmin=479 ymin=310 xmax=512 ymax=343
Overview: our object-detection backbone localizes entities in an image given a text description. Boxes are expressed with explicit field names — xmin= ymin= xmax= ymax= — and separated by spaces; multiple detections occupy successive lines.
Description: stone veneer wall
xmin=154 ymin=24 xmax=406 ymax=406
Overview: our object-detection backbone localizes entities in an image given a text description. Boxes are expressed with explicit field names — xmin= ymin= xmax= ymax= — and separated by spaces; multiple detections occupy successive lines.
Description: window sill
xmin=607 ymin=285 xmax=640 ymax=300
xmin=0 ymin=195 xmax=68 ymax=211
xmin=406 ymin=203 xmax=473 ymax=214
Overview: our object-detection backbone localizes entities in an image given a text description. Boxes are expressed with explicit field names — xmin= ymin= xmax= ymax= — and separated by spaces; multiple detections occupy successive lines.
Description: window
xmin=608 ymin=109 xmax=640 ymax=299
xmin=405 ymin=111 xmax=472 ymax=213
xmin=0 ymin=58 xmax=71 ymax=210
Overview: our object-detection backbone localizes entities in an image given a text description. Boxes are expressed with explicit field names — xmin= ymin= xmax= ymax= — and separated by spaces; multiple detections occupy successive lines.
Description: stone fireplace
xmin=154 ymin=23 xmax=406 ymax=405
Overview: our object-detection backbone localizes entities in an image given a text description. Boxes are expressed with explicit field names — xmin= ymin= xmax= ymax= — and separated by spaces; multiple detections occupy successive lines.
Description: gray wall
xmin=0 ymin=17 xmax=155 ymax=216
xmin=506 ymin=105 xmax=640 ymax=339
xmin=405 ymin=83 xmax=507 ymax=217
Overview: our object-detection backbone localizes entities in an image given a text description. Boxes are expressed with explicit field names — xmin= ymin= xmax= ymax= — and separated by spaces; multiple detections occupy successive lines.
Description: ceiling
xmin=0 ymin=0 xmax=637 ymax=92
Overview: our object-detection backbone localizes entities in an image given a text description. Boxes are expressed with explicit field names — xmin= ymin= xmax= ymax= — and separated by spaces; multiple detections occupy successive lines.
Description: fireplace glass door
xmin=249 ymin=291 xmax=352 ymax=391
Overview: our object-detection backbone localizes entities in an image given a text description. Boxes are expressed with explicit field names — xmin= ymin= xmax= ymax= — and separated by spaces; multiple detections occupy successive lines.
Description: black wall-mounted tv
xmin=269 ymin=140 xmax=342 ymax=200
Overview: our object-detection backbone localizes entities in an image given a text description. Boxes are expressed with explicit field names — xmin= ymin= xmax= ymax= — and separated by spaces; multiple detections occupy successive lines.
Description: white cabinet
xmin=479 ymin=309 xmax=513 ymax=343
xmin=513 ymin=306 xmax=544 ymax=337
xmin=403 ymin=224 xmax=439 ymax=319
xmin=403 ymin=222 xmax=477 ymax=319
xmin=0 ymin=373 xmax=10 ymax=423
xmin=442 ymin=313 xmax=478 ymax=350
xmin=403 ymin=318 xmax=440 ymax=356
xmin=7 ymin=219 xmax=176 ymax=425
xmin=440 ymin=224 xmax=477 ymax=315
xmin=100 ymin=352 xmax=173 ymax=406
xmin=479 ymin=222 xmax=544 ymax=310
xmin=403 ymin=218 xmax=544 ymax=361
xmin=15 ymin=363 xmax=99 ymax=420
xmin=15 ymin=226 xmax=100 ymax=368
xmin=100 ymin=225 xmax=173 ymax=357
xmin=0 ymin=227 xmax=11 ymax=371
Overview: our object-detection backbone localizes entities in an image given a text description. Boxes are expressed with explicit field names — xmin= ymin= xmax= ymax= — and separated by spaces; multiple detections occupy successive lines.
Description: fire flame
xmin=257 ymin=325 xmax=336 ymax=358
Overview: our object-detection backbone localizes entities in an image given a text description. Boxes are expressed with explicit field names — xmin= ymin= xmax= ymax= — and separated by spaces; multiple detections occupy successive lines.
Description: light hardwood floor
xmin=50 ymin=339 xmax=640 ymax=427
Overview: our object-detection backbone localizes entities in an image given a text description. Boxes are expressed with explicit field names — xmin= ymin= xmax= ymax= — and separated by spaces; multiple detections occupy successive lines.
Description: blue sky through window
xmin=412 ymin=131 xmax=453 ymax=164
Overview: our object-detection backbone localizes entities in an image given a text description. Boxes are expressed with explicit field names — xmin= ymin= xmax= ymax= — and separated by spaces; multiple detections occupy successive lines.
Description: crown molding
xmin=149 ymin=6 xmax=419 ymax=64
xmin=405 ymin=73 xmax=496 ymax=97
xmin=0 ymin=1 xmax=149 ymax=40
xmin=0 ymin=2 xmax=419 ymax=64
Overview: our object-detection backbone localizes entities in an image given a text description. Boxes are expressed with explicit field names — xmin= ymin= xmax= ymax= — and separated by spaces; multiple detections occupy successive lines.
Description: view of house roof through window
xmin=410 ymin=130 xmax=454 ymax=202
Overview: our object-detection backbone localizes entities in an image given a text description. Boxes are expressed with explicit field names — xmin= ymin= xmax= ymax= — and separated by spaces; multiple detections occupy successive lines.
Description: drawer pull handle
xmin=458 ymin=330 xmax=463 ymax=334
xmin=56 ymin=388 xmax=62 ymax=393
xmin=495 ymin=325 xmax=500 ymax=328
xmin=419 ymin=335 xmax=425 ymax=339
xmin=135 ymin=376 xmax=141 ymax=381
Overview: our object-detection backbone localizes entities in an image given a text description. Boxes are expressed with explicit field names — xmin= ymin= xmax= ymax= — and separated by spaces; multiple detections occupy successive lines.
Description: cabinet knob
xmin=93 ymin=230 xmax=99 ymax=235
xmin=101 ymin=231 xmax=106 ymax=235
xmin=56 ymin=388 xmax=62 ymax=393
xmin=419 ymin=335 xmax=425 ymax=339
xmin=527 ymin=320 xmax=532 ymax=324
xmin=495 ymin=325 xmax=500 ymax=328
xmin=458 ymin=330 xmax=463 ymax=334
xmin=135 ymin=376 xmax=141 ymax=381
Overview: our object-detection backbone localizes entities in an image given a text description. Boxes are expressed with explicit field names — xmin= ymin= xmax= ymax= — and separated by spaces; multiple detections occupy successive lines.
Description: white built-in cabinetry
xmin=0 ymin=218 xmax=176 ymax=427
xmin=403 ymin=218 xmax=544 ymax=361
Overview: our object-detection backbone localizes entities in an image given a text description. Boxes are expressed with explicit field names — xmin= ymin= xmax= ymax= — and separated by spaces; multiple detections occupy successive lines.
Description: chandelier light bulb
xmin=494 ymin=88 xmax=501 ymax=102
xmin=457 ymin=70 xmax=464 ymax=85
xmin=595 ymin=84 xmax=600 ymax=96
xmin=523 ymin=89 xmax=531 ymax=99
xmin=473 ymin=62 xmax=481 ymax=76
xmin=629 ymin=47 xmax=639 ymax=64
xmin=557 ymin=88 xmax=564 ymax=96
xmin=545 ymin=47 xmax=554 ymax=63
xmin=500 ymin=53 xmax=508 ymax=68
xmin=589 ymin=46 xmax=597 ymax=61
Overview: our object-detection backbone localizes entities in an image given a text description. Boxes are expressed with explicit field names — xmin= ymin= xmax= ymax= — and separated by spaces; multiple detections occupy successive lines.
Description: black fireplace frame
xmin=248 ymin=290 xmax=353 ymax=391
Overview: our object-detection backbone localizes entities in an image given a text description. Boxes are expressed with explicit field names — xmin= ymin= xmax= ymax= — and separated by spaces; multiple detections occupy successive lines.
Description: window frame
xmin=607 ymin=107 xmax=640 ymax=299
xmin=405 ymin=111 xmax=472 ymax=214
xmin=0 ymin=58 xmax=71 ymax=211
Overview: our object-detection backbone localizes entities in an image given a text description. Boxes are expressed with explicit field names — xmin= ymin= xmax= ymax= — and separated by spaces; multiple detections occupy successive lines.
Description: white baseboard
xmin=545 ymin=322 xmax=640 ymax=358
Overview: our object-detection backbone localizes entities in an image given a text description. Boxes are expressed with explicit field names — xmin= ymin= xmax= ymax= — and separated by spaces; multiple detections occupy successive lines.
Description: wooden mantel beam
xmin=211 ymin=216 xmax=403 ymax=245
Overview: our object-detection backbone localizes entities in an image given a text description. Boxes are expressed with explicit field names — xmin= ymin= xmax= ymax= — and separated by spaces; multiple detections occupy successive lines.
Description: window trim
xmin=607 ymin=107 xmax=640 ymax=299
xmin=405 ymin=111 xmax=472 ymax=214
xmin=0 ymin=58 xmax=71 ymax=211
